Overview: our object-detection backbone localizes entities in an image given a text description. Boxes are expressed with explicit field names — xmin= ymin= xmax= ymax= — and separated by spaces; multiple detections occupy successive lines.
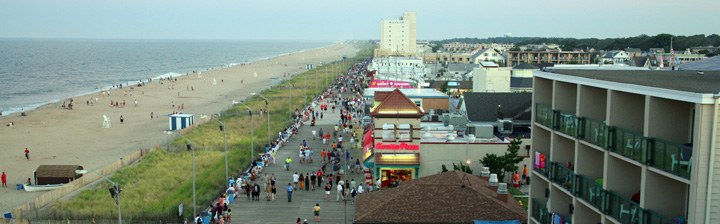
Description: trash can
xmin=4 ymin=212 xmax=12 ymax=219
xmin=200 ymin=211 xmax=210 ymax=224
xmin=16 ymin=184 xmax=23 ymax=190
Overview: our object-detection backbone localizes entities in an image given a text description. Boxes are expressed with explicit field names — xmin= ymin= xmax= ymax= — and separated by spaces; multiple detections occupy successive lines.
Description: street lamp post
xmin=239 ymin=103 xmax=254 ymax=161
xmin=254 ymin=93 xmax=271 ymax=149
xmin=178 ymin=134 xmax=196 ymax=217
xmin=211 ymin=117 xmax=229 ymax=187
xmin=75 ymin=169 xmax=122 ymax=224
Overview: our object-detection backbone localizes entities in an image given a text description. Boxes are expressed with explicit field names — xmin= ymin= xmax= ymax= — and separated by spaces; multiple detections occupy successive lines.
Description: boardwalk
xmin=228 ymin=91 xmax=365 ymax=224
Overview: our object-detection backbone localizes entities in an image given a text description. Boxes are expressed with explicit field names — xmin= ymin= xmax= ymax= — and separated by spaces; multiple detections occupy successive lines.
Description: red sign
xmin=375 ymin=142 xmax=420 ymax=150
xmin=369 ymin=79 xmax=414 ymax=88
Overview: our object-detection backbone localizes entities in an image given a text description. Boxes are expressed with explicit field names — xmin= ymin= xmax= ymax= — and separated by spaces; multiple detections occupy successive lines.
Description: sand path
xmin=0 ymin=43 xmax=358 ymax=212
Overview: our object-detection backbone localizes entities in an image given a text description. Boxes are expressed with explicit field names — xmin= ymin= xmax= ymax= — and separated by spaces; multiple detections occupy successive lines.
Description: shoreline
xmin=0 ymin=42 xmax=357 ymax=213
xmin=0 ymin=42 xmax=339 ymax=117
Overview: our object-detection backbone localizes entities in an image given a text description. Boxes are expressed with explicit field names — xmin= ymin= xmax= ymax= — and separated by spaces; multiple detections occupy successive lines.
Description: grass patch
xmin=52 ymin=44 xmax=374 ymax=220
xmin=509 ymin=186 xmax=528 ymax=211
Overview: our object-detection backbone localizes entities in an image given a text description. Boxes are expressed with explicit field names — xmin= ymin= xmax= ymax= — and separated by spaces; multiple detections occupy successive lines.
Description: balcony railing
xmin=650 ymin=138 xmax=692 ymax=179
xmin=607 ymin=190 xmax=644 ymax=224
xmin=531 ymin=198 xmax=551 ymax=224
xmin=556 ymin=110 xmax=578 ymax=137
xmin=612 ymin=127 xmax=648 ymax=163
xmin=551 ymin=161 xmax=575 ymax=193
xmin=645 ymin=209 xmax=675 ymax=224
xmin=536 ymin=103 xmax=554 ymax=128
xmin=575 ymin=174 xmax=606 ymax=212
xmin=534 ymin=153 xmax=551 ymax=180
xmin=580 ymin=117 xmax=609 ymax=149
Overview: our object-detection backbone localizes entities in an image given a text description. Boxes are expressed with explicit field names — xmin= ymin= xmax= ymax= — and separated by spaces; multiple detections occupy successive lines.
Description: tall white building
xmin=376 ymin=12 xmax=417 ymax=57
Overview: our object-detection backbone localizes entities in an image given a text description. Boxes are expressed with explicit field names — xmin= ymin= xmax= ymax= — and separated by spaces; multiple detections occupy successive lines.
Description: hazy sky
xmin=1 ymin=0 xmax=718 ymax=40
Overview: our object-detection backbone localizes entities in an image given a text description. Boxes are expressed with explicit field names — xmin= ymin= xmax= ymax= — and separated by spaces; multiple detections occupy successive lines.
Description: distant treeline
xmin=433 ymin=34 xmax=720 ymax=52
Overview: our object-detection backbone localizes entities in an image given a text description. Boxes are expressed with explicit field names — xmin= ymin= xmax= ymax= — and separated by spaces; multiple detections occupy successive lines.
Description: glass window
xmin=398 ymin=124 xmax=411 ymax=141
xmin=382 ymin=124 xmax=396 ymax=141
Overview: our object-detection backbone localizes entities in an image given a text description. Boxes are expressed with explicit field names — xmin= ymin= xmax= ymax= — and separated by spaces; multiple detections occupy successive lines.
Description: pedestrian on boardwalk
xmin=271 ymin=184 xmax=276 ymax=201
xmin=299 ymin=173 xmax=305 ymax=190
xmin=266 ymin=183 xmax=272 ymax=201
xmin=336 ymin=183 xmax=344 ymax=201
xmin=313 ymin=203 xmax=321 ymax=222
xmin=351 ymin=187 xmax=357 ymax=204
xmin=310 ymin=173 xmax=316 ymax=191
xmin=293 ymin=172 xmax=299 ymax=189
xmin=304 ymin=173 xmax=310 ymax=191
xmin=324 ymin=183 xmax=331 ymax=200
xmin=287 ymin=183 xmax=293 ymax=202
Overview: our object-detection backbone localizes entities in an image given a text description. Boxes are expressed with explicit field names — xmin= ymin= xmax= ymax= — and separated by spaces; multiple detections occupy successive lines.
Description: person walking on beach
xmin=25 ymin=148 xmax=30 ymax=160
xmin=120 ymin=115 xmax=124 ymax=124
xmin=1 ymin=172 xmax=7 ymax=187
xmin=313 ymin=203 xmax=321 ymax=222
xmin=150 ymin=112 xmax=154 ymax=120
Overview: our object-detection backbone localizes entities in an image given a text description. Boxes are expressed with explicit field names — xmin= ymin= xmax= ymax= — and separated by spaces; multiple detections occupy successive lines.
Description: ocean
xmin=0 ymin=39 xmax=334 ymax=116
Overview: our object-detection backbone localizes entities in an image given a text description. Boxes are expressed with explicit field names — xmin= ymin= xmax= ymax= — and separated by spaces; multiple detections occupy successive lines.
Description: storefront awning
xmin=376 ymin=153 xmax=420 ymax=166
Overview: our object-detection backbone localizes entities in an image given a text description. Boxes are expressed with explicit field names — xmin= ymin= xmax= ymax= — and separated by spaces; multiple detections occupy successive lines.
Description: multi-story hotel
xmin=376 ymin=12 xmax=417 ymax=57
xmin=529 ymin=70 xmax=720 ymax=224
xmin=507 ymin=50 xmax=590 ymax=67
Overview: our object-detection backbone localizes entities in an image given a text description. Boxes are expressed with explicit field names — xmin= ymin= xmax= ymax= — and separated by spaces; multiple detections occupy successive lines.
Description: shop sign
xmin=375 ymin=142 xmax=420 ymax=150
xmin=447 ymin=81 xmax=459 ymax=86
xmin=369 ymin=79 xmax=414 ymax=88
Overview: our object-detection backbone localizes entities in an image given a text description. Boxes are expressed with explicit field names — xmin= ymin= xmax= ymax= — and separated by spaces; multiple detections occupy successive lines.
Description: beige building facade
xmin=529 ymin=70 xmax=720 ymax=224
xmin=376 ymin=12 xmax=417 ymax=57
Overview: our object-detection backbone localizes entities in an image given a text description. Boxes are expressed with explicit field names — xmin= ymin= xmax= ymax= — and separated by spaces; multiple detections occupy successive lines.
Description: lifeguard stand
xmin=102 ymin=115 xmax=111 ymax=128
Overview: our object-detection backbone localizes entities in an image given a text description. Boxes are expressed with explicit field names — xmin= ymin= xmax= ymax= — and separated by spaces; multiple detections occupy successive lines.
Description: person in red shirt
xmin=24 ymin=148 xmax=30 ymax=160
xmin=1 ymin=172 xmax=7 ymax=187
xmin=321 ymin=149 xmax=327 ymax=162
xmin=513 ymin=171 xmax=520 ymax=188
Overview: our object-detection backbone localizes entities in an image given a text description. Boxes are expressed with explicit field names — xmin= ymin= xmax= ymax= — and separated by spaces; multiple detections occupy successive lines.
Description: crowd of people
xmin=192 ymin=59 xmax=374 ymax=224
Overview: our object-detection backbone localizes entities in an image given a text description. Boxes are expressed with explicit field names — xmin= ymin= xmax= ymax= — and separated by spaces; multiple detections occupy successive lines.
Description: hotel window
xmin=382 ymin=123 xmax=396 ymax=141
xmin=398 ymin=124 xmax=412 ymax=141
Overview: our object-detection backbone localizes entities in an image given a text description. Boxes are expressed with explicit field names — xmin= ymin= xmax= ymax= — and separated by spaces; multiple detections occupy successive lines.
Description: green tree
xmin=480 ymin=137 xmax=524 ymax=182
xmin=439 ymin=81 xmax=449 ymax=93
xmin=510 ymin=46 xmax=521 ymax=51
xmin=440 ymin=164 xmax=449 ymax=173
xmin=431 ymin=45 xmax=441 ymax=53
xmin=453 ymin=162 xmax=473 ymax=174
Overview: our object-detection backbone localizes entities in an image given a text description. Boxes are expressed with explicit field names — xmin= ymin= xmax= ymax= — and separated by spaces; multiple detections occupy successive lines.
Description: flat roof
xmin=364 ymin=88 xmax=449 ymax=99
xmin=549 ymin=70 xmax=720 ymax=94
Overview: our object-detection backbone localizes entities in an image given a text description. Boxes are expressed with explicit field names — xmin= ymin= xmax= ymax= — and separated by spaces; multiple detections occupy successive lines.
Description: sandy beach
xmin=0 ymin=43 xmax=357 ymax=212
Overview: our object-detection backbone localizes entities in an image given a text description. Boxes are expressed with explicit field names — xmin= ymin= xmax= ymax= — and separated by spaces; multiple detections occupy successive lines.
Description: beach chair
xmin=103 ymin=115 xmax=111 ymax=128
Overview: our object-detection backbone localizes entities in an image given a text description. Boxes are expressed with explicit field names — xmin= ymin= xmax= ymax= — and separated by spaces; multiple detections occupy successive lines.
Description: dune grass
xmin=52 ymin=44 xmax=373 ymax=220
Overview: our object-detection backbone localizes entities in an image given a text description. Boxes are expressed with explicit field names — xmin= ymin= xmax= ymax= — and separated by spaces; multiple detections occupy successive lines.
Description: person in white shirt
xmin=312 ymin=129 xmax=317 ymax=140
xmin=292 ymin=172 xmax=299 ymax=189
xmin=357 ymin=185 xmax=364 ymax=194
xmin=336 ymin=184 xmax=344 ymax=201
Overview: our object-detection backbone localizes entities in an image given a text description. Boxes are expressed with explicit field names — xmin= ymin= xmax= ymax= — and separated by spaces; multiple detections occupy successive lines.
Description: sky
xmin=1 ymin=0 xmax=719 ymax=41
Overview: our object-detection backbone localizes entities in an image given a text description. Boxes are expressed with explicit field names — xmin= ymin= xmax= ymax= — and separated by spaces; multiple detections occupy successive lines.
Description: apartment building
xmin=443 ymin=43 xmax=516 ymax=53
xmin=529 ymin=70 xmax=720 ymax=224
xmin=507 ymin=51 xmax=591 ymax=67
xmin=376 ymin=12 xmax=417 ymax=57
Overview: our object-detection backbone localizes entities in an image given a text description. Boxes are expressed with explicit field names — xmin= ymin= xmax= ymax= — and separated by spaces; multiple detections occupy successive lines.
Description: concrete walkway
xmin=228 ymin=90 xmax=365 ymax=224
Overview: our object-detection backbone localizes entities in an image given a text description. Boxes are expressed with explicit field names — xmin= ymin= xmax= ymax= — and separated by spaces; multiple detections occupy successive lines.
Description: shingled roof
xmin=375 ymin=91 xmax=392 ymax=102
xmin=370 ymin=89 xmax=424 ymax=117
xmin=354 ymin=170 xmax=528 ymax=224
xmin=463 ymin=92 xmax=532 ymax=122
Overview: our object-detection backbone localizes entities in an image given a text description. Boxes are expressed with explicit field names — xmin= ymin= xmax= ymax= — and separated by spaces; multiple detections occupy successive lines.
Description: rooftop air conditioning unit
xmin=442 ymin=114 xmax=451 ymax=126
xmin=449 ymin=115 xmax=468 ymax=127
xmin=498 ymin=119 xmax=513 ymax=134
xmin=431 ymin=114 xmax=440 ymax=122
xmin=467 ymin=124 xmax=494 ymax=138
